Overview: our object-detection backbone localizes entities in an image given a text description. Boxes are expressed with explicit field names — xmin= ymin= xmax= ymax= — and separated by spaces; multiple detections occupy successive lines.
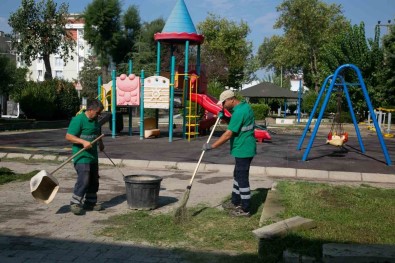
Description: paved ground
xmin=0 ymin=122 xmax=395 ymax=262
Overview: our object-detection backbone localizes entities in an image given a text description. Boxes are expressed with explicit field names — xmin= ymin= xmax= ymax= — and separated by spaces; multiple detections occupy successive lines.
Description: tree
xmin=0 ymin=55 xmax=29 ymax=103
xmin=0 ymin=55 xmax=15 ymax=95
xmin=197 ymin=13 xmax=256 ymax=89
xmin=264 ymin=0 xmax=348 ymax=91
xmin=381 ymin=22 xmax=395 ymax=106
xmin=8 ymin=67 xmax=29 ymax=101
xmin=319 ymin=22 xmax=387 ymax=113
xmin=258 ymin=36 xmax=285 ymax=70
xmin=78 ymin=56 xmax=101 ymax=100
xmin=111 ymin=5 xmax=141 ymax=65
xmin=131 ymin=19 xmax=166 ymax=76
xmin=82 ymin=0 xmax=122 ymax=80
xmin=8 ymin=0 xmax=75 ymax=80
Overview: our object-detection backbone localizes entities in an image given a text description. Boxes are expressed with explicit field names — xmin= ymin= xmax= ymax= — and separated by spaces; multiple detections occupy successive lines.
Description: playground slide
xmin=190 ymin=93 xmax=231 ymax=117
xmin=190 ymin=93 xmax=271 ymax=141
xmin=190 ymin=93 xmax=230 ymax=131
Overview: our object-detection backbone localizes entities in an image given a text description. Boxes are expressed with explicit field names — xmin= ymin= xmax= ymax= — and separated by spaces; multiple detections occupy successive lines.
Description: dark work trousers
xmin=70 ymin=163 xmax=99 ymax=205
xmin=231 ymin=157 xmax=253 ymax=212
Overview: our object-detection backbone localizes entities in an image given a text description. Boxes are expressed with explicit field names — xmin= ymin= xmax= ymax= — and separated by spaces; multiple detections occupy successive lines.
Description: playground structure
xmin=94 ymin=0 xmax=216 ymax=142
xmin=366 ymin=107 xmax=394 ymax=138
xmin=94 ymin=0 xmax=271 ymax=143
xmin=297 ymin=64 xmax=392 ymax=166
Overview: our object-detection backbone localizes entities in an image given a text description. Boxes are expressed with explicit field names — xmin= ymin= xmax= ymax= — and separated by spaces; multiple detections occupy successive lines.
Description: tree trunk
xmin=101 ymin=65 xmax=110 ymax=83
xmin=312 ymin=51 xmax=319 ymax=92
xmin=43 ymin=54 xmax=53 ymax=80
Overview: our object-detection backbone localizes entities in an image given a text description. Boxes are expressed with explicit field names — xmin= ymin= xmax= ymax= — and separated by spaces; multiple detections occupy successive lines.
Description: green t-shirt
xmin=227 ymin=101 xmax=256 ymax=158
xmin=67 ymin=111 xmax=101 ymax=164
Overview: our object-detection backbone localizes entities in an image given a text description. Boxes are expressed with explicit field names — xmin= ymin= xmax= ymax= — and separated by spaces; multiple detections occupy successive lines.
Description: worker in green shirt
xmin=203 ymin=90 xmax=256 ymax=217
xmin=66 ymin=100 xmax=105 ymax=215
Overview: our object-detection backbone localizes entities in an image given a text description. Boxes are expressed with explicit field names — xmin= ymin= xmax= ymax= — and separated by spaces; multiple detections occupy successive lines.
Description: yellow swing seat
xmin=326 ymin=133 xmax=348 ymax=147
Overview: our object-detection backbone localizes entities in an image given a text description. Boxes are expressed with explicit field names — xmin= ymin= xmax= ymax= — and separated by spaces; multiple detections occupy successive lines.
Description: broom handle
xmin=51 ymin=134 xmax=105 ymax=174
xmin=187 ymin=117 xmax=221 ymax=187
xmin=102 ymin=150 xmax=126 ymax=177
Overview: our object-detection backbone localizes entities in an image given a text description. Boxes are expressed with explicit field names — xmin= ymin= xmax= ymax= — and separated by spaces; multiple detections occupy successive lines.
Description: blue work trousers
xmin=231 ymin=157 xmax=253 ymax=212
xmin=70 ymin=163 xmax=99 ymax=205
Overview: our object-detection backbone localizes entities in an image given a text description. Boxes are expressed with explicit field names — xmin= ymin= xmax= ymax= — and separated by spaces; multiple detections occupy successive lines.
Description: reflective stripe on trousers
xmin=231 ymin=157 xmax=253 ymax=212
xmin=70 ymin=163 xmax=99 ymax=205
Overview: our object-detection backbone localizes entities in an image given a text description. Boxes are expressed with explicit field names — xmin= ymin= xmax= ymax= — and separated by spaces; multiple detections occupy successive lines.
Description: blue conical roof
xmin=162 ymin=0 xmax=197 ymax=33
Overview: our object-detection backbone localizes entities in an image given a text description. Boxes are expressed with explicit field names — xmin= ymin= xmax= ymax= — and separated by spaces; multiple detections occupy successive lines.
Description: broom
xmin=174 ymin=116 xmax=221 ymax=223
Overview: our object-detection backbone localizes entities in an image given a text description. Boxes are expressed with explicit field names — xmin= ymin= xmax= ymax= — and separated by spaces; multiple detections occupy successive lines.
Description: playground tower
xmin=154 ymin=0 xmax=205 ymax=142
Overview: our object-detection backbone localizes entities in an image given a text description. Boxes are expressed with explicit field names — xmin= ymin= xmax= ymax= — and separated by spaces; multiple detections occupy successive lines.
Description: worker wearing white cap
xmin=203 ymin=90 xmax=256 ymax=217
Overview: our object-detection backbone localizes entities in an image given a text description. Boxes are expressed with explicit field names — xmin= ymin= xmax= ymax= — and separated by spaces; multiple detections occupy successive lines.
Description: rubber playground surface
xmin=0 ymin=122 xmax=394 ymax=175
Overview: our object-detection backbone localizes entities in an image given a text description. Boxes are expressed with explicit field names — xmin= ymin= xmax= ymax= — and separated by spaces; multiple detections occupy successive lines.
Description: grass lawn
xmin=98 ymin=181 xmax=395 ymax=262
xmin=0 ymin=167 xmax=38 ymax=185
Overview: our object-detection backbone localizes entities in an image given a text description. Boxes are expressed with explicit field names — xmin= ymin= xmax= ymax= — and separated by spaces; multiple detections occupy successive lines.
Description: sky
xmin=0 ymin=0 xmax=394 ymax=53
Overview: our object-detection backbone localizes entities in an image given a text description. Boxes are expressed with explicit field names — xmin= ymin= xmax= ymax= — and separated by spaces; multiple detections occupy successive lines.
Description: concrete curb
xmin=1 ymin=152 xmax=395 ymax=184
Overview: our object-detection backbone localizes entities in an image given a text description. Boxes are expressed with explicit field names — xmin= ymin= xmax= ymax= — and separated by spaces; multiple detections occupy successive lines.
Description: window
xmin=38 ymin=57 xmax=43 ymax=64
xmin=37 ymin=70 xmax=43 ymax=81
xmin=55 ymin=70 xmax=63 ymax=79
xmin=55 ymin=57 xmax=63 ymax=67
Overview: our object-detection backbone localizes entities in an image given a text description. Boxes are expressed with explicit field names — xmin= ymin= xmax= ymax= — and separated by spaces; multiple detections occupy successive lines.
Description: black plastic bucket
xmin=123 ymin=175 xmax=163 ymax=210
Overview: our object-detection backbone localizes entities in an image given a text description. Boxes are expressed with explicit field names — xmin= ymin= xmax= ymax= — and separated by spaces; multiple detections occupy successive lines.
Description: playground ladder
xmin=185 ymin=74 xmax=200 ymax=141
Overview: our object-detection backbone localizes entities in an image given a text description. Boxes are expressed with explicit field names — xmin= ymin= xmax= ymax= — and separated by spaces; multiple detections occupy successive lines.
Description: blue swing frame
xmin=297 ymin=64 xmax=392 ymax=166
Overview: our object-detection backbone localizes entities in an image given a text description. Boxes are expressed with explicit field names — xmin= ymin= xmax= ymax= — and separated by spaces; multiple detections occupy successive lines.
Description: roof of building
xmin=240 ymin=82 xmax=299 ymax=99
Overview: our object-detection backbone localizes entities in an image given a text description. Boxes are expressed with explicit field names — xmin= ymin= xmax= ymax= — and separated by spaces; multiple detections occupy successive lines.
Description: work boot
xmin=221 ymin=200 xmax=240 ymax=210
xmin=70 ymin=204 xmax=85 ymax=215
xmin=230 ymin=207 xmax=251 ymax=217
xmin=83 ymin=202 xmax=104 ymax=211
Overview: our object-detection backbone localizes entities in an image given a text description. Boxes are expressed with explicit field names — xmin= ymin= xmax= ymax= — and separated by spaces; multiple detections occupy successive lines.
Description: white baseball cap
xmin=217 ymin=90 xmax=235 ymax=105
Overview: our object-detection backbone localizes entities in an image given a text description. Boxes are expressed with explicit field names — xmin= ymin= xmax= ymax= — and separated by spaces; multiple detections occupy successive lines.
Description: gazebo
xmin=240 ymin=82 xmax=300 ymax=116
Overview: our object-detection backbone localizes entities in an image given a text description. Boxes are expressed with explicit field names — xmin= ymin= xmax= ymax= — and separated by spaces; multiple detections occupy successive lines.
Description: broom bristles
xmin=173 ymin=188 xmax=191 ymax=224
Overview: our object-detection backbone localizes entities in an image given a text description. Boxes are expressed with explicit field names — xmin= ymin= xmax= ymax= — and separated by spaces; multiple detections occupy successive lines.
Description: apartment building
xmin=23 ymin=14 xmax=93 ymax=82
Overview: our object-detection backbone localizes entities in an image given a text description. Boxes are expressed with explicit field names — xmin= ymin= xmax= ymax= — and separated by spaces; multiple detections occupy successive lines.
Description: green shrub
xmin=19 ymin=81 xmax=57 ymax=120
xmin=19 ymin=79 xmax=80 ymax=120
xmin=54 ymin=80 xmax=80 ymax=119
xmin=288 ymin=104 xmax=297 ymax=114
xmin=250 ymin=103 xmax=270 ymax=120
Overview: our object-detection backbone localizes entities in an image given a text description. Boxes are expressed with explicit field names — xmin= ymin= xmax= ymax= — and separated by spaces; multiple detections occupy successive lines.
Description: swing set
xmin=297 ymin=64 xmax=392 ymax=166
xmin=326 ymin=88 xmax=349 ymax=147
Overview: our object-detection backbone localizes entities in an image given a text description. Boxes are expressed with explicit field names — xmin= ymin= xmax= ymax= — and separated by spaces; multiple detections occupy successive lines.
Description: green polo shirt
xmin=227 ymin=101 xmax=256 ymax=158
xmin=67 ymin=111 xmax=101 ymax=164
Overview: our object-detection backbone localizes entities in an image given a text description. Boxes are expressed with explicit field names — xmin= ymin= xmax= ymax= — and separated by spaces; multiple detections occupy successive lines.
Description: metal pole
xmin=297 ymin=78 xmax=302 ymax=124
xmin=297 ymin=75 xmax=332 ymax=150
xmin=156 ymin=42 xmax=161 ymax=76
xmin=140 ymin=70 xmax=145 ymax=140
xmin=111 ymin=70 xmax=116 ymax=138
xmin=169 ymin=56 xmax=176 ymax=142
xmin=128 ymin=60 xmax=133 ymax=136
xmin=97 ymin=76 xmax=102 ymax=102
xmin=182 ymin=41 xmax=190 ymax=140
